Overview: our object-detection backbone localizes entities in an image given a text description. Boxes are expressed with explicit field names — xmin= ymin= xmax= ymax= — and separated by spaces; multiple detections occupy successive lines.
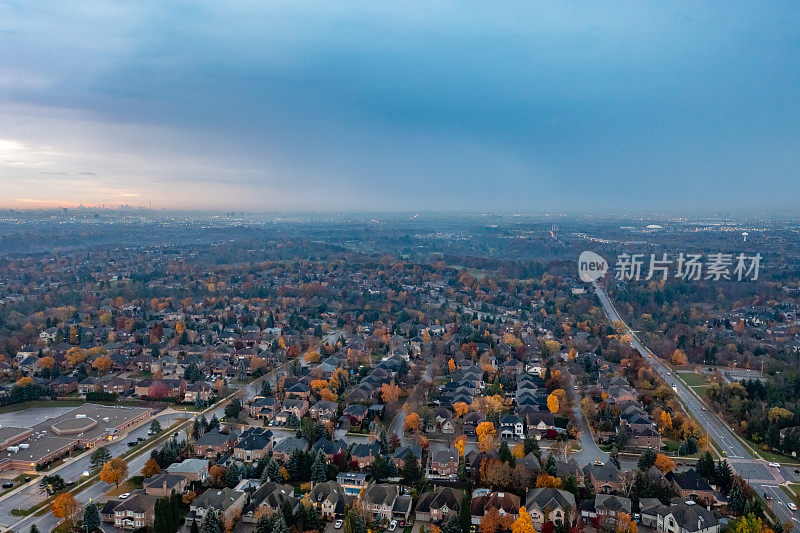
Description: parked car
xmin=119 ymin=493 xmax=131 ymax=499
xmin=334 ymin=520 xmax=343 ymax=529
xmin=389 ymin=521 xmax=398 ymax=531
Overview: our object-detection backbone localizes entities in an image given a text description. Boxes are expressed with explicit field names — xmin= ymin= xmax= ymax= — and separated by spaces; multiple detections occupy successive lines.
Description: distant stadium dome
xmin=645 ymin=224 xmax=663 ymax=230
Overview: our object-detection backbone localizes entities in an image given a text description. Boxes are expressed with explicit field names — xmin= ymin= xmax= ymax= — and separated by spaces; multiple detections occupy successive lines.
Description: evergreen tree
xmin=443 ymin=515 xmax=462 ymax=533
xmin=30 ymin=526 xmax=40 ymax=533
xmin=459 ymin=489 xmax=472 ymax=533
xmin=83 ymin=504 xmax=101 ymax=532
xmin=150 ymin=420 xmax=162 ymax=434
xmin=311 ymin=451 xmax=328 ymax=483
xmin=201 ymin=509 xmax=222 ymax=533
xmin=272 ymin=513 xmax=289 ymax=533
xmin=225 ymin=463 xmax=241 ymax=488
xmin=190 ymin=518 xmax=200 ymax=533
xmin=256 ymin=515 xmax=274 ymax=533
xmin=267 ymin=459 xmax=282 ymax=482
xmin=696 ymin=452 xmax=716 ymax=481
xmin=402 ymin=453 xmax=422 ymax=485
xmin=379 ymin=431 xmax=389 ymax=454
xmin=715 ymin=461 xmax=733 ymax=494
xmin=90 ymin=447 xmax=112 ymax=470
xmin=637 ymin=449 xmax=657 ymax=471
xmin=499 ymin=441 xmax=515 ymax=467
xmin=545 ymin=453 xmax=557 ymax=476
xmin=261 ymin=380 xmax=273 ymax=397
xmin=153 ymin=498 xmax=171 ymax=533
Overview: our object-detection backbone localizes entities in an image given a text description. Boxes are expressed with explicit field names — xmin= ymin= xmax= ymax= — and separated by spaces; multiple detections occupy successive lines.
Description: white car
xmin=119 ymin=492 xmax=131 ymax=499
xmin=334 ymin=520 xmax=344 ymax=529
xmin=82 ymin=470 xmax=90 ymax=477
xmin=769 ymin=462 xmax=781 ymax=468
xmin=389 ymin=521 xmax=398 ymax=531
xmin=788 ymin=502 xmax=797 ymax=512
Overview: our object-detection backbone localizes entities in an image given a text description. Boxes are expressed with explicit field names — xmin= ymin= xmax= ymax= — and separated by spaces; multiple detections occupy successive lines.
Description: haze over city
xmin=2 ymin=1 xmax=799 ymax=213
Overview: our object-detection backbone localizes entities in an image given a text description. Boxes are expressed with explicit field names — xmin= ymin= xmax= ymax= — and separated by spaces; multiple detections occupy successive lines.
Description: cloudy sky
xmin=1 ymin=1 xmax=798 ymax=212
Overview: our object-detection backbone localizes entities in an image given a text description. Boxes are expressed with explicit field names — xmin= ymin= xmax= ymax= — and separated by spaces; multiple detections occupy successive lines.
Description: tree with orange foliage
xmin=65 ymin=346 xmax=86 ymax=367
xmin=448 ymin=358 xmax=456 ymax=373
xmin=16 ymin=376 xmax=34 ymax=387
xmin=454 ymin=402 xmax=469 ymax=418
xmin=209 ymin=465 xmax=227 ymax=485
xmin=304 ymin=350 xmax=321 ymax=364
xmin=92 ymin=355 xmax=113 ymax=373
xmin=404 ymin=412 xmax=422 ymax=433
xmin=38 ymin=356 xmax=56 ymax=369
xmin=671 ymin=349 xmax=689 ymax=366
xmin=418 ymin=435 xmax=430 ymax=450
xmin=653 ymin=453 xmax=676 ymax=474
xmin=616 ymin=512 xmax=638 ymax=533
xmin=100 ymin=457 xmax=128 ymax=488
xmin=476 ymin=421 xmax=497 ymax=451
xmin=547 ymin=393 xmax=560 ymax=414
xmin=142 ymin=457 xmax=161 ymax=478
xmin=512 ymin=506 xmax=536 ymax=533
xmin=310 ymin=379 xmax=329 ymax=392
xmin=379 ymin=382 xmax=402 ymax=405
xmin=481 ymin=507 xmax=502 ymax=533
xmin=52 ymin=492 xmax=78 ymax=523
xmin=320 ymin=388 xmax=338 ymax=402
xmin=536 ymin=473 xmax=563 ymax=488
xmin=453 ymin=435 xmax=467 ymax=457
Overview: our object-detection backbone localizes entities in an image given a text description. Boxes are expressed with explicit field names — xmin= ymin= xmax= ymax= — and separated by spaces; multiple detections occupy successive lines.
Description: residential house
xmin=193 ymin=429 xmax=235 ymax=458
xmin=185 ymin=488 xmax=245 ymax=527
xmin=272 ymin=436 xmax=309 ymax=463
xmin=471 ymin=491 xmax=520 ymax=525
xmin=583 ymin=463 xmax=623 ymax=494
xmin=654 ymin=502 xmax=720 ymax=533
xmin=114 ymin=490 xmax=157 ymax=530
xmin=525 ymin=488 xmax=576 ymax=530
xmin=360 ymin=483 xmax=399 ymax=523
xmin=667 ymin=470 xmax=715 ymax=504
xmin=351 ymin=441 xmax=381 ymax=469
xmin=309 ymin=481 xmax=348 ymax=519
xmin=166 ymin=458 xmax=209 ymax=482
xmin=143 ymin=473 xmax=187 ymax=497
xmin=428 ymin=449 xmax=459 ymax=479
xmin=415 ymin=487 xmax=464 ymax=523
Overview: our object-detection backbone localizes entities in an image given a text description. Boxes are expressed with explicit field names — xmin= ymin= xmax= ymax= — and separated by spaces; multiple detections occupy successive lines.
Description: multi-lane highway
xmin=592 ymin=281 xmax=799 ymax=527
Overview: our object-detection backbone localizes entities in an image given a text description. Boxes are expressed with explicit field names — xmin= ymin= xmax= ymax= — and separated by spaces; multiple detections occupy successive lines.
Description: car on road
xmin=137 ymin=436 xmax=145 ymax=442
xmin=594 ymin=459 xmax=604 ymax=466
xmin=701 ymin=407 xmax=706 ymax=411
xmin=2 ymin=482 xmax=13 ymax=488
xmin=769 ymin=462 xmax=781 ymax=468
xmin=389 ymin=521 xmax=398 ymax=531
xmin=119 ymin=492 xmax=131 ymax=499
xmin=127 ymin=441 xmax=137 ymax=447
xmin=788 ymin=502 xmax=797 ymax=512
xmin=764 ymin=493 xmax=772 ymax=501
xmin=334 ymin=520 xmax=343 ymax=529
xmin=82 ymin=471 xmax=90 ymax=477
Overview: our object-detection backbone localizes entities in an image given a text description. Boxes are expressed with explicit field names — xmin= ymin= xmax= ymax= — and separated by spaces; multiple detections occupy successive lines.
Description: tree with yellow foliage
xmin=547 ymin=393 xmax=560 ymax=414
xmin=16 ymin=376 xmax=34 ymax=387
xmin=448 ymin=358 xmax=456 ymax=373
xmin=320 ymin=388 xmax=338 ymax=402
xmin=476 ymin=421 xmax=496 ymax=452
xmin=454 ymin=402 xmax=469 ymax=418
xmin=659 ymin=411 xmax=673 ymax=431
xmin=453 ymin=435 xmax=467 ymax=457
xmin=38 ymin=356 xmax=56 ymax=369
xmin=512 ymin=506 xmax=536 ymax=533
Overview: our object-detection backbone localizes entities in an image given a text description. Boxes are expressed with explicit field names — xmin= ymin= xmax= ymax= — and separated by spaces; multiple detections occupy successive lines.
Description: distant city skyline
xmin=1 ymin=2 xmax=798 ymax=212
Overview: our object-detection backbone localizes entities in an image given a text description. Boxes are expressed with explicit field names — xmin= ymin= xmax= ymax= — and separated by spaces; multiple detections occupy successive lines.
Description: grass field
xmin=677 ymin=372 xmax=709 ymax=387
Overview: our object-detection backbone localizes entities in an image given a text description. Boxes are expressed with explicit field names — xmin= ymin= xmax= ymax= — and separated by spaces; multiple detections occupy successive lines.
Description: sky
xmin=1 ymin=1 xmax=798 ymax=213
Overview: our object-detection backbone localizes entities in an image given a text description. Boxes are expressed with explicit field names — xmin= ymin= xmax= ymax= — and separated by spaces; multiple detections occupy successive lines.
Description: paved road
xmin=592 ymin=281 xmax=799 ymax=527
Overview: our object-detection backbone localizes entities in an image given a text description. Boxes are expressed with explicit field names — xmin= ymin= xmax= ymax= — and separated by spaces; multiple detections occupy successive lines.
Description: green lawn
xmin=677 ymin=372 xmax=708 ymax=387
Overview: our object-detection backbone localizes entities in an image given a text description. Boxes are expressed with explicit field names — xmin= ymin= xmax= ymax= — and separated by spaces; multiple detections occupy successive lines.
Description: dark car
xmin=127 ymin=441 xmax=137 ymax=447
xmin=2 ymin=482 xmax=13 ymax=489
